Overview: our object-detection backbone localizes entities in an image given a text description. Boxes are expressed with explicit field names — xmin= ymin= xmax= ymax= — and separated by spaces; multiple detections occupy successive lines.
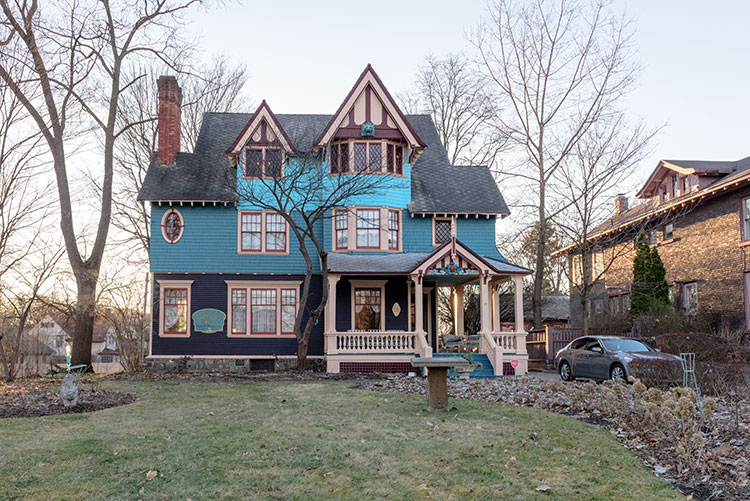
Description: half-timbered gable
xmin=138 ymin=65 xmax=531 ymax=375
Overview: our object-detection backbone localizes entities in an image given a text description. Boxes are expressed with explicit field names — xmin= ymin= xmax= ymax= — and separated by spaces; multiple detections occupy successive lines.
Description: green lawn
xmin=0 ymin=379 xmax=681 ymax=500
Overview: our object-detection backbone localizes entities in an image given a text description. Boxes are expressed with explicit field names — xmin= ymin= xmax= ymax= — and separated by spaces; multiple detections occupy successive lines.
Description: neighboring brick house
xmin=137 ymin=65 xmax=533 ymax=376
xmin=556 ymin=155 xmax=750 ymax=331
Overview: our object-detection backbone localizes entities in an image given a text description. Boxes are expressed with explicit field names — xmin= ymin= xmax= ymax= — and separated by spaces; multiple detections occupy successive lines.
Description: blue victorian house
xmin=138 ymin=65 xmax=531 ymax=375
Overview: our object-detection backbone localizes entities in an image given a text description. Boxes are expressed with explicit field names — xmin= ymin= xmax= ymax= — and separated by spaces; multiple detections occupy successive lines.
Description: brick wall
xmin=570 ymin=187 xmax=750 ymax=330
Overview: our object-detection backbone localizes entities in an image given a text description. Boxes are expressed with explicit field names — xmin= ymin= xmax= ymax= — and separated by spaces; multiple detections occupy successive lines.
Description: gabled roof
xmin=636 ymin=156 xmax=750 ymax=198
xmin=138 ymin=113 xmax=510 ymax=215
xmin=227 ymin=100 xmax=294 ymax=158
xmin=313 ymin=64 xmax=426 ymax=152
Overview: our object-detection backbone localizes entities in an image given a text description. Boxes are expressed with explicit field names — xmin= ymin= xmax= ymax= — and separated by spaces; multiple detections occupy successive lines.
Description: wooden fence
xmin=526 ymin=326 xmax=600 ymax=365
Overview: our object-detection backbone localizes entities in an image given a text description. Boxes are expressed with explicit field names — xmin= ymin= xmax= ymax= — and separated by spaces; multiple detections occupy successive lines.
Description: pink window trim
xmin=265 ymin=213 xmax=287 ymax=253
xmin=356 ymin=209 xmax=380 ymax=249
xmin=335 ymin=209 xmax=349 ymax=250
xmin=280 ymin=288 xmax=297 ymax=335
xmin=251 ymin=288 xmax=277 ymax=335
xmin=163 ymin=287 xmax=188 ymax=335
xmin=231 ymin=288 xmax=247 ymax=335
xmin=388 ymin=209 xmax=399 ymax=250
xmin=240 ymin=212 xmax=263 ymax=252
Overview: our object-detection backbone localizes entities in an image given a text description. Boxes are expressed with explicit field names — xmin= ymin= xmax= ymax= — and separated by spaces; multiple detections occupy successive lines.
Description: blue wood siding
xmin=151 ymin=273 xmax=323 ymax=357
xmin=150 ymin=205 xmax=322 ymax=274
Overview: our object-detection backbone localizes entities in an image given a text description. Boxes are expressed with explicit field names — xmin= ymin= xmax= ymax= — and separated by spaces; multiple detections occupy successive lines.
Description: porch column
xmin=454 ymin=285 xmax=464 ymax=336
xmin=412 ymin=275 xmax=424 ymax=333
xmin=492 ymin=284 xmax=500 ymax=332
xmin=325 ymin=274 xmax=341 ymax=333
xmin=480 ymin=279 xmax=491 ymax=334
xmin=513 ymin=275 xmax=524 ymax=333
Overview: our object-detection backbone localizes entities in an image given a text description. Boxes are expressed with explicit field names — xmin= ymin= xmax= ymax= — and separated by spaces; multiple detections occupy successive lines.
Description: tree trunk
xmin=71 ymin=271 xmax=98 ymax=369
xmin=296 ymin=332 xmax=310 ymax=372
xmin=533 ymin=187 xmax=546 ymax=329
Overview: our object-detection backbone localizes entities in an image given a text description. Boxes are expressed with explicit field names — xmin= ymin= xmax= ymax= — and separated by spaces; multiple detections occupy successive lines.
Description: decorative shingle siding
xmin=150 ymin=205 xmax=322 ymax=274
xmin=570 ymin=187 xmax=750 ymax=329
xmin=151 ymin=273 xmax=324 ymax=357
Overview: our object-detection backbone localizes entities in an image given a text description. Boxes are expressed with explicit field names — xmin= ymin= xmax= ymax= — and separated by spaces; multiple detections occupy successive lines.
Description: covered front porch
xmin=324 ymin=240 xmax=532 ymax=376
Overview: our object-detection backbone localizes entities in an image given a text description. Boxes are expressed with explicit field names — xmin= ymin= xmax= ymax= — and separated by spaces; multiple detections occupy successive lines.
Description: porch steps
xmin=429 ymin=353 xmax=502 ymax=379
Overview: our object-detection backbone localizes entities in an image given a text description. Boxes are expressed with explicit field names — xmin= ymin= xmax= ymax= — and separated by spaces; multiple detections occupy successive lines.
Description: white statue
xmin=60 ymin=372 xmax=79 ymax=407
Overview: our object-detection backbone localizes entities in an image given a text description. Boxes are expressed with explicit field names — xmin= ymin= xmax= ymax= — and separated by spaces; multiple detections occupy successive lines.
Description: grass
xmin=0 ymin=379 xmax=682 ymax=500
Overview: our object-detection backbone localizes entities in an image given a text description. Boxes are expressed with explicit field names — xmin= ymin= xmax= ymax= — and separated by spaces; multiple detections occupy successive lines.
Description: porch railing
xmin=325 ymin=331 xmax=431 ymax=357
xmin=492 ymin=331 xmax=528 ymax=354
xmin=479 ymin=332 xmax=502 ymax=376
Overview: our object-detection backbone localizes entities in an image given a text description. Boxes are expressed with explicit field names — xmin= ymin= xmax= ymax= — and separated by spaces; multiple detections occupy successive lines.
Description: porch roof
xmin=327 ymin=248 xmax=532 ymax=276
xmin=328 ymin=252 xmax=431 ymax=274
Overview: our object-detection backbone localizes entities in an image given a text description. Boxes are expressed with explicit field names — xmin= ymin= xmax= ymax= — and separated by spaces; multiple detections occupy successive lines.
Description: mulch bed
xmin=0 ymin=379 xmax=137 ymax=418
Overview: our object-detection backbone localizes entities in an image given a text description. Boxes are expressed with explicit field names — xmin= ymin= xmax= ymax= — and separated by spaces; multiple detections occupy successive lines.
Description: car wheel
xmin=559 ymin=361 xmax=573 ymax=381
xmin=610 ymin=363 xmax=626 ymax=382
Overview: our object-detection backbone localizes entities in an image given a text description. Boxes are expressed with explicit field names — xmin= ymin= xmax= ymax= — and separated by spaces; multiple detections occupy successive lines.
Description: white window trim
xmin=350 ymin=279 xmax=387 ymax=332
xmin=331 ymin=207 xmax=402 ymax=252
xmin=682 ymin=282 xmax=698 ymax=315
xmin=237 ymin=210 xmax=291 ymax=255
xmin=225 ymin=280 xmax=302 ymax=338
xmin=432 ymin=216 xmax=455 ymax=247
xmin=161 ymin=209 xmax=184 ymax=244
xmin=157 ymin=280 xmax=193 ymax=337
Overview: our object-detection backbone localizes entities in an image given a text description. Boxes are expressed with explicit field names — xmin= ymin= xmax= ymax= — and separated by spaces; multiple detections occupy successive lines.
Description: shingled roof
xmin=138 ymin=113 xmax=510 ymax=216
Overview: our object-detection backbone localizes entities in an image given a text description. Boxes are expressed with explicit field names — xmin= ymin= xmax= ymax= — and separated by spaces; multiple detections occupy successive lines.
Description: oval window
xmin=161 ymin=209 xmax=183 ymax=243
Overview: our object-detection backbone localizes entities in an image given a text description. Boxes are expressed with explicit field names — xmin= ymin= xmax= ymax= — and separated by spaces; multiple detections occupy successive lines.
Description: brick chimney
xmin=157 ymin=75 xmax=182 ymax=165
xmin=614 ymin=194 xmax=629 ymax=214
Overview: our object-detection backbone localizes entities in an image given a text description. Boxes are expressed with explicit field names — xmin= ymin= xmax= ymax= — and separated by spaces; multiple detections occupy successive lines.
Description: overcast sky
xmin=187 ymin=0 xmax=750 ymax=189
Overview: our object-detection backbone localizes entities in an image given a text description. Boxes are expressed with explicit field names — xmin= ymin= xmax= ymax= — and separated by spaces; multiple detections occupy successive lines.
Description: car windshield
xmin=600 ymin=338 xmax=654 ymax=352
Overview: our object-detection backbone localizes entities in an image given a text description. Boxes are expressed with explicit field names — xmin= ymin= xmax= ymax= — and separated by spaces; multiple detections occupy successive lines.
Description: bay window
xmin=335 ymin=210 xmax=348 ymax=249
xmin=238 ymin=211 xmax=289 ymax=254
xmin=356 ymin=209 xmax=380 ymax=248
xmin=226 ymin=282 xmax=299 ymax=336
xmin=330 ymin=140 xmax=404 ymax=176
xmin=388 ymin=210 xmax=399 ymax=250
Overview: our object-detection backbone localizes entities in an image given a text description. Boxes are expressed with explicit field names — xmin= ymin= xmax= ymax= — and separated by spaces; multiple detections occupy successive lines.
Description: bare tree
xmin=0 ymin=247 xmax=62 ymax=381
xmin=471 ymin=0 xmax=640 ymax=329
xmin=234 ymin=149 xmax=404 ymax=370
xmin=551 ymin=116 xmax=658 ymax=334
xmin=111 ymin=57 xmax=250 ymax=257
xmin=0 ymin=0 xmax=205 ymax=368
xmin=400 ymin=54 xmax=504 ymax=167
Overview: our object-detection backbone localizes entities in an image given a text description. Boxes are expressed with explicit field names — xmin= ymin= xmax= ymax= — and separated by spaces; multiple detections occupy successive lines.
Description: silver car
xmin=554 ymin=335 xmax=681 ymax=382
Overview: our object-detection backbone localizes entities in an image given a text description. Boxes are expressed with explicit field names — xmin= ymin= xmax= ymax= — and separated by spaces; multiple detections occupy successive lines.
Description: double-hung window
xmin=354 ymin=288 xmax=382 ymax=331
xmin=158 ymin=280 xmax=193 ymax=337
xmin=335 ymin=210 xmax=348 ymax=249
xmin=742 ymin=197 xmax=750 ymax=242
xmin=239 ymin=212 xmax=288 ymax=253
xmin=356 ymin=209 xmax=380 ymax=248
xmin=683 ymin=177 xmax=690 ymax=194
xmin=227 ymin=282 xmax=299 ymax=336
xmin=663 ymin=223 xmax=674 ymax=240
xmin=388 ymin=210 xmax=399 ymax=250
xmin=231 ymin=289 xmax=247 ymax=335
xmin=682 ymin=282 xmax=698 ymax=315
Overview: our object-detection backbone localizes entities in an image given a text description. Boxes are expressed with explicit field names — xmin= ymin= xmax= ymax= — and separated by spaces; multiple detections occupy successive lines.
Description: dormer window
xmin=683 ymin=177 xmax=690 ymax=193
xmin=661 ymin=186 xmax=668 ymax=202
xmin=330 ymin=139 xmax=404 ymax=176
xmin=672 ymin=175 xmax=679 ymax=197
xmin=244 ymin=147 xmax=284 ymax=179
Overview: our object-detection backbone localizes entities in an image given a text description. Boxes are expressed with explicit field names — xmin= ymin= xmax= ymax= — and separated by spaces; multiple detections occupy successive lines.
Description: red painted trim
xmin=250 ymin=288 xmax=277 ymax=335
xmin=314 ymin=64 xmax=426 ymax=148
xmin=240 ymin=211 xmax=263 ymax=251
xmin=280 ymin=288 xmax=297 ymax=335
xmin=334 ymin=209 xmax=349 ymax=250
xmin=227 ymin=100 xmax=295 ymax=154
xmin=332 ymin=128 xmax=403 ymax=140
xmin=365 ymin=85 xmax=371 ymax=123
xmin=163 ymin=287 xmax=188 ymax=335
xmin=264 ymin=212 xmax=287 ymax=253
xmin=388 ymin=209 xmax=399 ymax=250
xmin=230 ymin=288 xmax=247 ymax=335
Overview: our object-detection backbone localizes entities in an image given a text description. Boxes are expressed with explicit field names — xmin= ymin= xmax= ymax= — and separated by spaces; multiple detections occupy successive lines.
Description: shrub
xmin=627 ymin=358 xmax=682 ymax=388
xmin=655 ymin=332 xmax=750 ymax=364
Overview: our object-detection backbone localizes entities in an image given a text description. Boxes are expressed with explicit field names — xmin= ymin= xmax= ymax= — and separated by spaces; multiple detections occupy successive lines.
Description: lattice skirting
xmin=340 ymin=362 xmax=413 ymax=374
xmin=503 ymin=362 xmax=516 ymax=376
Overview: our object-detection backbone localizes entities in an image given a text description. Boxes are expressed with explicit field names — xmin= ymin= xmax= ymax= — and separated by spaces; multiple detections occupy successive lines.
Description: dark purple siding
xmin=334 ymin=276 xmax=410 ymax=332
xmin=151 ymin=273 xmax=324 ymax=357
